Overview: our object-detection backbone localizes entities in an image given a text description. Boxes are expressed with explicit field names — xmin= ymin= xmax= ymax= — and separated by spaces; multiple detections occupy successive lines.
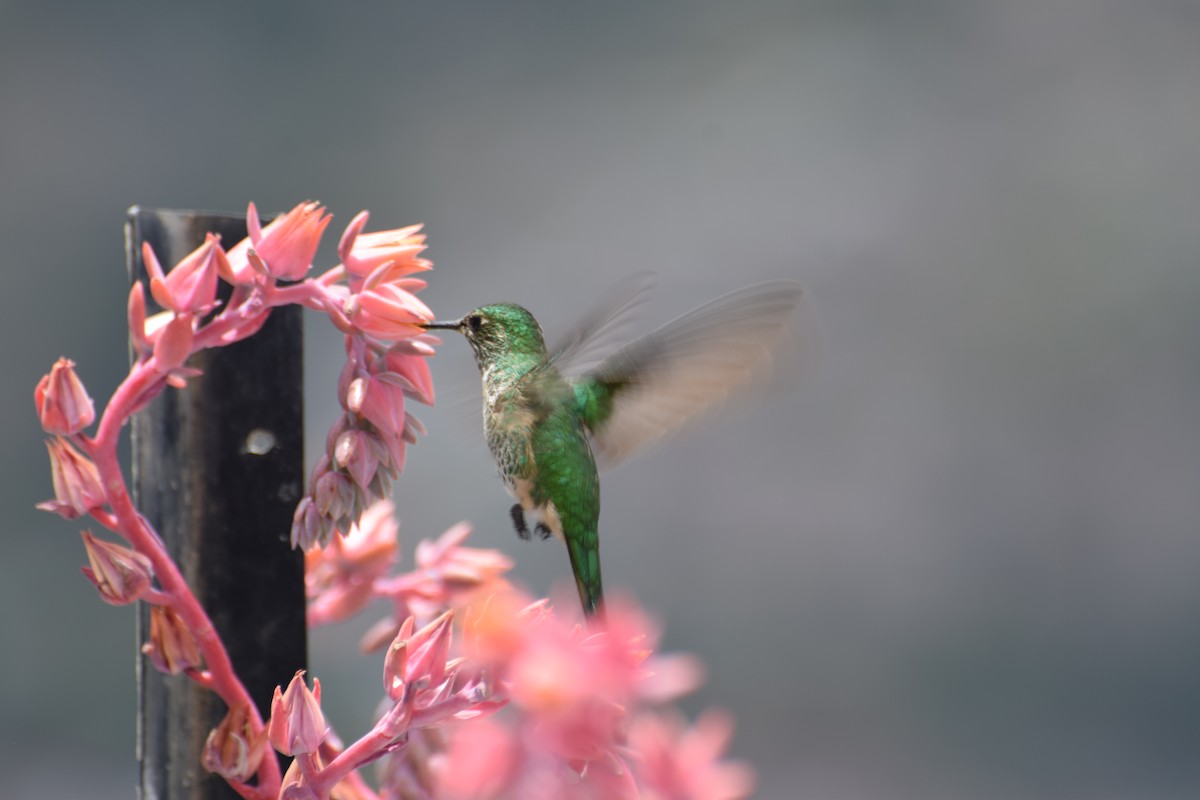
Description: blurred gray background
xmin=4 ymin=1 xmax=1199 ymax=798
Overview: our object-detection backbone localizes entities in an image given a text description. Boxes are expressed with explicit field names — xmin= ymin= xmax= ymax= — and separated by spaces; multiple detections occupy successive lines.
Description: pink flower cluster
xmin=35 ymin=202 xmax=755 ymax=800
xmin=304 ymin=502 xmax=755 ymax=800
xmin=34 ymin=203 xmax=440 ymax=799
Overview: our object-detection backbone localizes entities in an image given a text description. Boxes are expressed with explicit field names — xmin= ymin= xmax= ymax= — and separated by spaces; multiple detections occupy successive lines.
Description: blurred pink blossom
xmin=630 ymin=710 xmax=755 ymax=800
xmin=202 ymin=701 xmax=267 ymax=784
xmin=79 ymin=531 xmax=153 ymax=605
xmin=38 ymin=437 xmax=105 ymax=519
xmin=34 ymin=357 xmax=95 ymax=435
xmin=306 ymin=500 xmax=398 ymax=625
xmin=142 ymin=605 xmax=203 ymax=676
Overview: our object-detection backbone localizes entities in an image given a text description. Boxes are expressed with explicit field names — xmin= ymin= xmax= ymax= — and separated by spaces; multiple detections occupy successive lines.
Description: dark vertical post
xmin=127 ymin=208 xmax=307 ymax=800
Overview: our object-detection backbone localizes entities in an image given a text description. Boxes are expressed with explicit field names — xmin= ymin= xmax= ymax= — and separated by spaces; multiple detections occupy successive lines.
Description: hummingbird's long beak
xmin=421 ymin=319 xmax=463 ymax=331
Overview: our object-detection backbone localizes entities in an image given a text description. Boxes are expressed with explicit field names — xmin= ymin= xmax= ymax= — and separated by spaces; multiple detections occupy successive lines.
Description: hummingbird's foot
xmin=510 ymin=504 xmax=531 ymax=540
xmin=534 ymin=523 xmax=553 ymax=540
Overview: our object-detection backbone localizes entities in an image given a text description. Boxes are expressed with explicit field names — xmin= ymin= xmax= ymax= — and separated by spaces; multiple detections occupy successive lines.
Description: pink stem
xmin=87 ymin=352 xmax=284 ymax=795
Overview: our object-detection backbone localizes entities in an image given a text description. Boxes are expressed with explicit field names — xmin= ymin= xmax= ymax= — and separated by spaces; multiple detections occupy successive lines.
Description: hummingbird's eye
xmin=466 ymin=314 xmax=484 ymax=333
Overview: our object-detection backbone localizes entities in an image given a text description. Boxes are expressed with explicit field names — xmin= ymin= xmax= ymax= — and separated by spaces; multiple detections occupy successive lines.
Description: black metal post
xmin=126 ymin=208 xmax=307 ymax=800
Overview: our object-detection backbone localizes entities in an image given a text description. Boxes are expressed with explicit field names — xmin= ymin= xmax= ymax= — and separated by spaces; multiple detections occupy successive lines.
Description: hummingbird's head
xmin=423 ymin=303 xmax=547 ymax=372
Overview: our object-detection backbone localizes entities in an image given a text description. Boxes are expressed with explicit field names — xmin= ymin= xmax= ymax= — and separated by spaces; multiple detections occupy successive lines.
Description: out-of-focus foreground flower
xmin=303 ymin=501 xmax=753 ymax=799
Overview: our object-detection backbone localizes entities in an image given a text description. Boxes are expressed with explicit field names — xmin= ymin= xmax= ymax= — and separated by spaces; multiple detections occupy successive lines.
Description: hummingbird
xmin=423 ymin=279 xmax=805 ymax=616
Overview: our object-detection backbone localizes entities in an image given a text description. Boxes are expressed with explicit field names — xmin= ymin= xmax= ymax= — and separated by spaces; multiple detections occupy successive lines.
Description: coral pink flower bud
xmin=144 ymin=235 xmax=221 ymax=314
xmin=338 ymin=212 xmax=431 ymax=280
xmin=80 ymin=531 xmax=153 ymax=605
xmin=291 ymin=496 xmax=331 ymax=550
xmin=436 ymin=717 xmax=519 ymax=799
xmin=336 ymin=499 xmax=397 ymax=575
xmin=355 ymin=375 xmax=407 ymax=440
xmin=384 ymin=611 xmax=454 ymax=701
xmin=313 ymin=470 xmax=352 ymax=521
xmin=346 ymin=283 xmax=434 ymax=342
xmin=202 ymin=701 xmax=267 ymax=783
xmin=35 ymin=357 xmax=95 ymax=435
xmin=143 ymin=605 xmax=203 ymax=675
xmin=268 ymin=670 xmax=328 ymax=755
xmin=380 ymin=349 xmax=435 ymax=406
xmin=250 ymin=201 xmax=331 ymax=281
xmin=38 ymin=437 xmax=106 ymax=519
xmin=334 ymin=429 xmax=379 ymax=489
xmin=630 ymin=710 xmax=755 ymax=800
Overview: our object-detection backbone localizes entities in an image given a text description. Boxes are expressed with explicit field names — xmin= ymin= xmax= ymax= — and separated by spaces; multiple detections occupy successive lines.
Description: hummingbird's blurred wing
xmin=580 ymin=281 xmax=806 ymax=466
xmin=546 ymin=272 xmax=656 ymax=378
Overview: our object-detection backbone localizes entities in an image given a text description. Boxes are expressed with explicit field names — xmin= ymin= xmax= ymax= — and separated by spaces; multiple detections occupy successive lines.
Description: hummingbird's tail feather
xmin=564 ymin=531 xmax=604 ymax=616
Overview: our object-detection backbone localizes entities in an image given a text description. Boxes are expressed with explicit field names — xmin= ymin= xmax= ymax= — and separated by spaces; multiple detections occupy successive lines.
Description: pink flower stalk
xmin=268 ymin=671 xmax=328 ymax=756
xmin=79 ymin=530 xmax=154 ymax=605
xmin=38 ymin=438 xmax=106 ymax=519
xmin=34 ymin=357 xmax=95 ymax=435
xmin=629 ymin=710 xmax=756 ymax=800
xmin=39 ymin=201 xmax=449 ymax=800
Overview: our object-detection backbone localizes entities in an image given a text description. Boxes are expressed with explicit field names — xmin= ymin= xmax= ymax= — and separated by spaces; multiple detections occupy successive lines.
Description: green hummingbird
xmin=423 ymin=279 xmax=805 ymax=616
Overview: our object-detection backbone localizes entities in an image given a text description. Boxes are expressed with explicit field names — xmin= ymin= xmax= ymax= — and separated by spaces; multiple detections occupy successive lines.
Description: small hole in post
xmin=243 ymin=428 xmax=276 ymax=456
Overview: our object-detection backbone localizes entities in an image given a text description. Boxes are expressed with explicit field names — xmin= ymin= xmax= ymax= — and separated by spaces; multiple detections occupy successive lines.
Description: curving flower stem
xmin=84 ymin=349 xmax=283 ymax=797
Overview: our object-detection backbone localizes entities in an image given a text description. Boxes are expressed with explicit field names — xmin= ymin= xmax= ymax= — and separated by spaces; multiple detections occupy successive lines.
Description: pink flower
xmin=306 ymin=500 xmax=398 ymax=624
xmin=345 ymin=280 xmax=434 ymax=342
xmin=142 ymin=605 xmax=203 ymax=675
xmin=202 ymin=702 xmax=267 ymax=783
xmin=338 ymin=211 xmax=431 ymax=280
xmin=414 ymin=523 xmax=514 ymax=597
xmin=34 ymin=357 xmax=95 ymax=435
xmin=152 ymin=313 xmax=195 ymax=374
xmin=348 ymin=373 xmax=408 ymax=443
xmin=435 ymin=717 xmax=519 ymax=799
xmin=383 ymin=610 xmax=454 ymax=701
xmin=248 ymin=201 xmax=331 ymax=281
xmin=38 ymin=437 xmax=105 ymax=519
xmin=630 ymin=710 xmax=755 ymax=800
xmin=378 ymin=347 xmax=436 ymax=406
xmin=333 ymin=428 xmax=380 ymax=489
xmin=143 ymin=235 xmax=221 ymax=314
xmin=268 ymin=671 xmax=328 ymax=755
xmin=79 ymin=531 xmax=153 ymax=605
